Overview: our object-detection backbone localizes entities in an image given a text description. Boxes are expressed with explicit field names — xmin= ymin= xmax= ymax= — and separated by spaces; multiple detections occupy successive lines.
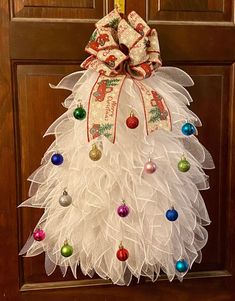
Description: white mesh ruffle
xmin=20 ymin=67 xmax=214 ymax=285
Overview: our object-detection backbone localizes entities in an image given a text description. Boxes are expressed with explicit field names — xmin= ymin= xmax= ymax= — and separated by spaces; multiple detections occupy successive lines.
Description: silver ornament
xmin=59 ymin=190 xmax=72 ymax=207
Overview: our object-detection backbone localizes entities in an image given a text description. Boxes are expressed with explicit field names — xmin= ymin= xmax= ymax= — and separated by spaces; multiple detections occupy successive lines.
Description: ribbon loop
xmin=128 ymin=11 xmax=151 ymax=37
xmin=129 ymin=37 xmax=149 ymax=66
xmin=97 ymin=49 xmax=127 ymax=70
xmin=117 ymin=19 xmax=142 ymax=49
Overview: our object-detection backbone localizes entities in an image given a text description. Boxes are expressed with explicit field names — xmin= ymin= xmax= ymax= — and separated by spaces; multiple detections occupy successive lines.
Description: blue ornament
xmin=166 ymin=208 xmax=178 ymax=221
xmin=175 ymin=259 xmax=189 ymax=273
xmin=181 ymin=122 xmax=196 ymax=136
xmin=51 ymin=153 xmax=64 ymax=165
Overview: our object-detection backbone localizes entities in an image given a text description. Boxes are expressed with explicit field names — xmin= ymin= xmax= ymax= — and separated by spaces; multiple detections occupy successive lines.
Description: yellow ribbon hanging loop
xmin=114 ymin=0 xmax=125 ymax=14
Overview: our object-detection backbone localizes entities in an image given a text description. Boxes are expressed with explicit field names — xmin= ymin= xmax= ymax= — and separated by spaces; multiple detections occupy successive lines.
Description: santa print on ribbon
xmin=82 ymin=9 xmax=172 ymax=143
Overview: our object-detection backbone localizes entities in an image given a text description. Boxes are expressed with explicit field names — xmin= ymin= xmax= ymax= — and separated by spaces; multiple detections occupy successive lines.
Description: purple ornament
xmin=33 ymin=228 xmax=46 ymax=241
xmin=117 ymin=203 xmax=129 ymax=217
xmin=144 ymin=159 xmax=157 ymax=174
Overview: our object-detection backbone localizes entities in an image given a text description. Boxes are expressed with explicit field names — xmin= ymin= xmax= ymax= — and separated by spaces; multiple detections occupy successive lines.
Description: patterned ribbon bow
xmin=81 ymin=9 xmax=171 ymax=143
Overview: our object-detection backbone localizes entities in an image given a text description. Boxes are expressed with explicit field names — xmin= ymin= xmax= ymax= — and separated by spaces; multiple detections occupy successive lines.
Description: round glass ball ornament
xmin=59 ymin=190 xmax=72 ymax=207
xmin=33 ymin=228 xmax=45 ymax=241
xmin=89 ymin=144 xmax=102 ymax=161
xmin=116 ymin=244 xmax=129 ymax=261
xmin=178 ymin=157 xmax=190 ymax=172
xmin=144 ymin=158 xmax=157 ymax=174
xmin=166 ymin=207 xmax=178 ymax=221
xmin=61 ymin=242 xmax=73 ymax=257
xmin=126 ymin=112 xmax=139 ymax=129
xmin=181 ymin=122 xmax=196 ymax=136
xmin=73 ymin=104 xmax=86 ymax=120
xmin=117 ymin=202 xmax=129 ymax=217
xmin=51 ymin=153 xmax=64 ymax=165
xmin=175 ymin=259 xmax=189 ymax=273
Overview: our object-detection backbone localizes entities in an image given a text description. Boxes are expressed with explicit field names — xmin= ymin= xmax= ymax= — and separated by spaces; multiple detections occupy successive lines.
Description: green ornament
xmin=73 ymin=104 xmax=86 ymax=120
xmin=61 ymin=242 xmax=73 ymax=257
xmin=178 ymin=157 xmax=190 ymax=172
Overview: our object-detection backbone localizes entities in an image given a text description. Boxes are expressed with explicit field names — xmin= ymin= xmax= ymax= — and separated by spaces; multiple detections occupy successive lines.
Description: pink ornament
xmin=144 ymin=159 xmax=157 ymax=174
xmin=33 ymin=228 xmax=45 ymax=241
xmin=117 ymin=203 xmax=129 ymax=217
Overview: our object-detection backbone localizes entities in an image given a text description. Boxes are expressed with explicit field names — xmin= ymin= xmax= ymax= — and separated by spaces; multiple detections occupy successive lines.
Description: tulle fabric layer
xmin=19 ymin=67 xmax=214 ymax=285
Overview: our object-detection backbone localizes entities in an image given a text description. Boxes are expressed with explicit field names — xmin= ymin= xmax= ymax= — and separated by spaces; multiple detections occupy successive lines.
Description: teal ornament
xmin=181 ymin=122 xmax=196 ymax=136
xmin=176 ymin=259 xmax=189 ymax=272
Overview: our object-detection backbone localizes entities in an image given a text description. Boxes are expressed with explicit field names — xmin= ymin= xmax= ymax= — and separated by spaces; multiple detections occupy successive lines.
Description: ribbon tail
xmin=87 ymin=74 xmax=126 ymax=143
xmin=134 ymin=80 xmax=172 ymax=135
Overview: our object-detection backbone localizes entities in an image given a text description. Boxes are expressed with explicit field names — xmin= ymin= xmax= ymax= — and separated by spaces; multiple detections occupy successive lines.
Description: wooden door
xmin=1 ymin=0 xmax=235 ymax=300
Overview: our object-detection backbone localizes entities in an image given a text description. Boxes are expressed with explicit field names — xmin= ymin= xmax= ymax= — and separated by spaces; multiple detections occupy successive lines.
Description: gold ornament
xmin=89 ymin=144 xmax=102 ymax=161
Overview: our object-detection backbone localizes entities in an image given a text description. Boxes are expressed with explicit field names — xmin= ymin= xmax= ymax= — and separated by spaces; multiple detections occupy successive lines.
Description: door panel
xmin=148 ymin=0 xmax=233 ymax=22
xmin=11 ymin=0 xmax=104 ymax=19
xmin=1 ymin=0 xmax=235 ymax=300
xmin=184 ymin=65 xmax=230 ymax=272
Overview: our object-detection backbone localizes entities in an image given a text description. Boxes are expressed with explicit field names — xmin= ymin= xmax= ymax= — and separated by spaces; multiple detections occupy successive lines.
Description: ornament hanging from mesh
xmin=178 ymin=156 xmax=190 ymax=172
xmin=89 ymin=144 xmax=102 ymax=161
xmin=126 ymin=112 xmax=139 ymax=129
xmin=144 ymin=158 xmax=157 ymax=174
xmin=33 ymin=228 xmax=45 ymax=241
xmin=61 ymin=241 xmax=73 ymax=257
xmin=117 ymin=201 xmax=129 ymax=217
xmin=59 ymin=190 xmax=72 ymax=207
xmin=116 ymin=243 xmax=129 ymax=261
xmin=175 ymin=259 xmax=189 ymax=273
xmin=166 ymin=207 xmax=178 ymax=221
xmin=51 ymin=153 xmax=63 ymax=165
xmin=73 ymin=103 xmax=86 ymax=120
xmin=181 ymin=122 xmax=196 ymax=136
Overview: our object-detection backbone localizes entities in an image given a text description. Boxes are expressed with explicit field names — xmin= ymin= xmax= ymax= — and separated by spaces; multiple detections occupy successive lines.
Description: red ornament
xmin=126 ymin=113 xmax=139 ymax=129
xmin=116 ymin=246 xmax=129 ymax=261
